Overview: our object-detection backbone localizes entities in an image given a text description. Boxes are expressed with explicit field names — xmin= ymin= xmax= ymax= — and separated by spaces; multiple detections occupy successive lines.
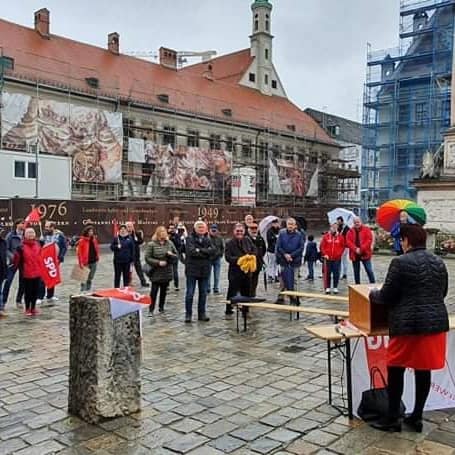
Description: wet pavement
xmin=0 ymin=249 xmax=454 ymax=454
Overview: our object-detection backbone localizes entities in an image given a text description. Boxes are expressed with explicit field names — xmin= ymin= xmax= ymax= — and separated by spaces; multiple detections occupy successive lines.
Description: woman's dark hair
xmin=308 ymin=235 xmax=314 ymax=241
xmin=14 ymin=218 xmax=24 ymax=227
xmin=400 ymin=223 xmax=427 ymax=248
xmin=82 ymin=226 xmax=94 ymax=237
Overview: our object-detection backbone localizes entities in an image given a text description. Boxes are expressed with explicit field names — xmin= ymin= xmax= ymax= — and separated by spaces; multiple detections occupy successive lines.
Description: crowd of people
xmin=0 ymin=213 xmax=378 ymax=322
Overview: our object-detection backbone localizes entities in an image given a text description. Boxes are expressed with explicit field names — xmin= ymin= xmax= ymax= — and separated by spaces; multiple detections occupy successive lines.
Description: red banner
xmin=40 ymin=243 xmax=62 ymax=288
xmin=94 ymin=287 xmax=151 ymax=305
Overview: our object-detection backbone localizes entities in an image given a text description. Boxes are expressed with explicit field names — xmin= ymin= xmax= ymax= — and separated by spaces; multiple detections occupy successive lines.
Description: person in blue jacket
xmin=391 ymin=211 xmax=415 ymax=256
xmin=276 ymin=217 xmax=305 ymax=304
xmin=110 ymin=225 xmax=135 ymax=288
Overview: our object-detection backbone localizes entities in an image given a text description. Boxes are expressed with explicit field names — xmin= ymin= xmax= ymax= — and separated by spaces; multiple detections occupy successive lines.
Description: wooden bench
xmin=280 ymin=291 xmax=349 ymax=304
xmin=232 ymin=301 xmax=349 ymax=332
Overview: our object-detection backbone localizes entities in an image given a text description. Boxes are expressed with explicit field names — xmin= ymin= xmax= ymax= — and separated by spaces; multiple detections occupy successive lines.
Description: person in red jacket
xmin=346 ymin=216 xmax=376 ymax=284
xmin=320 ymin=223 xmax=345 ymax=294
xmin=77 ymin=226 xmax=100 ymax=292
xmin=13 ymin=227 xmax=42 ymax=316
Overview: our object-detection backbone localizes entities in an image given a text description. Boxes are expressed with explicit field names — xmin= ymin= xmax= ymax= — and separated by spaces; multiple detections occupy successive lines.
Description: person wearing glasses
xmin=369 ymin=224 xmax=449 ymax=433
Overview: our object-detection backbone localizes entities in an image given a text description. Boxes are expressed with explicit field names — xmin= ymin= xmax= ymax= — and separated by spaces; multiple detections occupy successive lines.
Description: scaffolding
xmin=362 ymin=0 xmax=455 ymax=218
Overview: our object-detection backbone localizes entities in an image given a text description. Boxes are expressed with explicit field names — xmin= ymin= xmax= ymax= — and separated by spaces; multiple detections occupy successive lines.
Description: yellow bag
xmin=237 ymin=254 xmax=257 ymax=273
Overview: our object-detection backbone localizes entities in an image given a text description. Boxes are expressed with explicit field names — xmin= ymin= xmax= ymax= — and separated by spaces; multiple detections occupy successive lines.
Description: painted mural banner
xmin=139 ymin=141 xmax=231 ymax=191
xmin=268 ymin=157 xmax=315 ymax=197
xmin=231 ymin=167 xmax=256 ymax=207
xmin=0 ymin=199 xmax=304 ymax=243
xmin=1 ymin=92 xmax=123 ymax=183
xmin=352 ymin=332 xmax=455 ymax=416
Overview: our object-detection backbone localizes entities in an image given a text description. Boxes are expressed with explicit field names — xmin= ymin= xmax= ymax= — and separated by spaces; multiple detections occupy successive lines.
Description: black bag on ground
xmin=357 ymin=367 xmax=406 ymax=422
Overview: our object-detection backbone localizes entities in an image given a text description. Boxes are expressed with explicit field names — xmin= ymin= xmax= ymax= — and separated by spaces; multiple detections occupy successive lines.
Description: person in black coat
xmin=184 ymin=221 xmax=214 ymax=323
xmin=225 ymin=223 xmax=257 ymax=315
xmin=304 ymin=235 xmax=319 ymax=281
xmin=110 ymin=225 xmax=135 ymax=288
xmin=369 ymin=224 xmax=449 ymax=433
xmin=266 ymin=219 xmax=280 ymax=282
xmin=126 ymin=221 xmax=149 ymax=287
xmin=247 ymin=223 xmax=266 ymax=297
xmin=168 ymin=223 xmax=183 ymax=291
xmin=0 ymin=225 xmax=7 ymax=317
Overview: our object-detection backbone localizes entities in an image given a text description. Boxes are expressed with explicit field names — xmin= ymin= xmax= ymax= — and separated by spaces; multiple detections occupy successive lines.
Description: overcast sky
xmin=1 ymin=1 xmax=400 ymax=121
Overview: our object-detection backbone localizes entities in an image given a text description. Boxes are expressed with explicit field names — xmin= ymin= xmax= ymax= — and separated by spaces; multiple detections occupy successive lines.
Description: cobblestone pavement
xmin=0 ymin=249 xmax=454 ymax=455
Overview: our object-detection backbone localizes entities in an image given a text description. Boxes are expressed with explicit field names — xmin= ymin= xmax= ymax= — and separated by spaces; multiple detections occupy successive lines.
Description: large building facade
xmin=0 ymin=1 xmax=350 ymax=232
xmin=362 ymin=0 xmax=454 ymax=219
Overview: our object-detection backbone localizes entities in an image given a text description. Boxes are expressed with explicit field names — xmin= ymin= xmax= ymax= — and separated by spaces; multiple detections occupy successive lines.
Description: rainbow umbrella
xmin=376 ymin=199 xmax=427 ymax=232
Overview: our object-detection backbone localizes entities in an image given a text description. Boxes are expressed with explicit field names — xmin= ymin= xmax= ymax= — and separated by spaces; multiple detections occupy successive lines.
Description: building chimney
xmin=159 ymin=47 xmax=178 ymax=70
xmin=108 ymin=32 xmax=119 ymax=54
xmin=34 ymin=8 xmax=50 ymax=38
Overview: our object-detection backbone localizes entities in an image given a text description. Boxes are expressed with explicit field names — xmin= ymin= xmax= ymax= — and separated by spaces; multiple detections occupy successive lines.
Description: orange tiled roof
xmin=0 ymin=18 xmax=335 ymax=144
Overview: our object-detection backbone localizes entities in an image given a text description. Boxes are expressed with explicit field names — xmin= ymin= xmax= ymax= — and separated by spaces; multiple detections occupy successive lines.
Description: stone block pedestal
xmin=68 ymin=295 xmax=141 ymax=423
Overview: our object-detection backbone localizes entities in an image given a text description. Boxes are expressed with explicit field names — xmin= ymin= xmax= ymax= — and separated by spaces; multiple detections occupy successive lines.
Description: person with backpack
xmin=144 ymin=226 xmax=178 ymax=316
xmin=13 ymin=228 xmax=42 ymax=316
xmin=110 ymin=225 xmax=135 ymax=288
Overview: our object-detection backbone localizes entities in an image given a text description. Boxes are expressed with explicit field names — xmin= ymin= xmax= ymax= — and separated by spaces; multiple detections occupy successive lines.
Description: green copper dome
xmin=252 ymin=0 xmax=272 ymax=10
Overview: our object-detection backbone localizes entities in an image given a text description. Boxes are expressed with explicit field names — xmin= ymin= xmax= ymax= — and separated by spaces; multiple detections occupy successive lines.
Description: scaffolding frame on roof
xmin=361 ymin=0 xmax=455 ymax=218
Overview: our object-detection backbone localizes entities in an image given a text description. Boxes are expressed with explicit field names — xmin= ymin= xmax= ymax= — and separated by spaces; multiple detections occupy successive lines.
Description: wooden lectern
xmin=348 ymin=284 xmax=388 ymax=335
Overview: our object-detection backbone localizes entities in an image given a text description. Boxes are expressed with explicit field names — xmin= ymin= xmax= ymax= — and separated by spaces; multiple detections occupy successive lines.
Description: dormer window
xmin=272 ymin=80 xmax=277 ymax=89
xmin=249 ymin=73 xmax=256 ymax=82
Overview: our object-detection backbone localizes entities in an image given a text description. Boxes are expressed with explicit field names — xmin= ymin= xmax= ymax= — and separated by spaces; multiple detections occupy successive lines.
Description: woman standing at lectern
xmin=369 ymin=223 xmax=449 ymax=433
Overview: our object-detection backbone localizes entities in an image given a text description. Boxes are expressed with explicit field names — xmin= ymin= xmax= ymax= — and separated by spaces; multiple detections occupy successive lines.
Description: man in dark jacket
xmin=126 ymin=221 xmax=149 ymax=288
xmin=0 ymin=224 xmax=8 ymax=317
xmin=247 ymin=223 xmax=266 ymax=297
xmin=168 ymin=224 xmax=182 ymax=291
xmin=266 ymin=218 xmax=280 ymax=282
xmin=1 ymin=219 xmax=25 ymax=310
xmin=225 ymin=223 xmax=257 ymax=316
xmin=276 ymin=218 xmax=305 ymax=303
xmin=207 ymin=224 xmax=224 ymax=295
xmin=184 ymin=221 xmax=214 ymax=323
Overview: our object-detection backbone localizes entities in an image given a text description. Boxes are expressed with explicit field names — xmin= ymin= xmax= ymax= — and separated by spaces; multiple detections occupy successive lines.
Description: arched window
xmin=255 ymin=20 xmax=259 ymax=31
xmin=265 ymin=49 xmax=269 ymax=60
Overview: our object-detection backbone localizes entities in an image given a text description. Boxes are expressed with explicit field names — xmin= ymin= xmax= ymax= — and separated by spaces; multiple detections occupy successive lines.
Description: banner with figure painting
xmin=231 ymin=167 xmax=256 ymax=207
xmin=1 ymin=92 xmax=123 ymax=183
xmin=140 ymin=142 xmax=231 ymax=191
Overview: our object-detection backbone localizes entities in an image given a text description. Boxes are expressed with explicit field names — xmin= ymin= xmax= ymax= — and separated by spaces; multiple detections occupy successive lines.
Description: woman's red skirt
xmin=387 ymin=332 xmax=447 ymax=370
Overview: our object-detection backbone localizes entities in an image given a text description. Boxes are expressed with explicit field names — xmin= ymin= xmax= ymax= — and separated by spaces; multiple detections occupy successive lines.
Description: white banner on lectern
xmin=352 ymin=332 xmax=455 ymax=417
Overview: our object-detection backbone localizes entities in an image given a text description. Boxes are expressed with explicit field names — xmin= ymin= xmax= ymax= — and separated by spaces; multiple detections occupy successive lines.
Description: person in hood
xmin=110 ymin=225 xmax=135 ymax=288
xmin=0 ymin=219 xmax=25 ymax=310
xmin=13 ymin=228 xmax=42 ymax=316
xmin=320 ymin=223 xmax=345 ymax=294
xmin=77 ymin=226 xmax=100 ymax=292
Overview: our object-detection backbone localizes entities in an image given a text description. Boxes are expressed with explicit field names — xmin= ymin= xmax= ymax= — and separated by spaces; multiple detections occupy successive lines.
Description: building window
xmin=14 ymin=160 xmax=36 ymax=179
xmin=0 ymin=56 xmax=14 ymax=71
xmin=264 ymin=74 xmax=269 ymax=85
xmin=225 ymin=136 xmax=236 ymax=153
xmin=249 ymin=73 xmax=256 ymax=82
xmin=242 ymin=139 xmax=252 ymax=160
xmin=265 ymin=49 xmax=269 ymax=60
xmin=14 ymin=161 xmax=26 ymax=178
xmin=255 ymin=20 xmax=259 ymax=31
xmin=415 ymin=102 xmax=428 ymax=123
xmin=162 ymin=126 xmax=176 ymax=147
xmin=272 ymin=80 xmax=277 ymax=89
xmin=187 ymin=130 xmax=200 ymax=147
xmin=266 ymin=14 xmax=270 ymax=31
xmin=209 ymin=134 xmax=221 ymax=150
xmin=28 ymin=162 xmax=37 ymax=179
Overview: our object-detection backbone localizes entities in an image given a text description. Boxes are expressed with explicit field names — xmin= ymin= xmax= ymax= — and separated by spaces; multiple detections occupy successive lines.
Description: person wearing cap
xmin=207 ymin=224 xmax=224 ymax=295
xmin=247 ymin=223 xmax=266 ymax=297
xmin=184 ymin=221 xmax=214 ymax=323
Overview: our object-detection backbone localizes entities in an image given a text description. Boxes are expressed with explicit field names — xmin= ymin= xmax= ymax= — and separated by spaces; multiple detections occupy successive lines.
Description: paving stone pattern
xmin=0 ymin=248 xmax=454 ymax=454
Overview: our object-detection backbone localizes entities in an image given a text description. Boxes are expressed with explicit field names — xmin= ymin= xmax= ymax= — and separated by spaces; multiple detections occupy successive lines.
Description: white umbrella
xmin=259 ymin=215 xmax=280 ymax=241
xmin=327 ymin=208 xmax=356 ymax=227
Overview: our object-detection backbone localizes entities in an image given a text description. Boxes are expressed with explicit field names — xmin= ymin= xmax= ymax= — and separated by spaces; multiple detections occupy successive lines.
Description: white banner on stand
xmin=352 ymin=332 xmax=455 ymax=417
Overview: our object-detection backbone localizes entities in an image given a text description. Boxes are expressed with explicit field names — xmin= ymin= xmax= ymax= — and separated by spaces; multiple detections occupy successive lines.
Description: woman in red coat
xmin=13 ymin=228 xmax=42 ymax=316
xmin=320 ymin=223 xmax=345 ymax=294
xmin=76 ymin=226 xmax=100 ymax=292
